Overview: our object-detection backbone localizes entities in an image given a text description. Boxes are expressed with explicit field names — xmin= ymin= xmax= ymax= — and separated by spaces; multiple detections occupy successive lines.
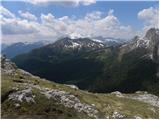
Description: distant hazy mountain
xmin=2 ymin=42 xmax=46 ymax=59
xmin=1 ymin=43 xmax=9 ymax=51
xmin=12 ymin=28 xmax=159 ymax=95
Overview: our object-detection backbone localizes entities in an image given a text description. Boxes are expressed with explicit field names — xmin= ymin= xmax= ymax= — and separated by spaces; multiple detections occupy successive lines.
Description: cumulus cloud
xmin=92 ymin=9 xmax=133 ymax=39
xmin=41 ymin=13 xmax=55 ymax=23
xmin=1 ymin=6 xmax=135 ymax=44
xmin=19 ymin=11 xmax=37 ymax=21
xmin=24 ymin=0 xmax=96 ymax=7
xmin=39 ymin=9 xmax=134 ymax=39
xmin=138 ymin=7 xmax=159 ymax=31
xmin=79 ymin=0 xmax=96 ymax=6
xmin=85 ymin=11 xmax=102 ymax=21
xmin=1 ymin=17 xmax=39 ymax=35
xmin=0 ymin=6 xmax=15 ymax=18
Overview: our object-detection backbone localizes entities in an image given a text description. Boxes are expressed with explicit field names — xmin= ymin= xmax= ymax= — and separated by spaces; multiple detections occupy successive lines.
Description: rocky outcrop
xmin=111 ymin=91 xmax=159 ymax=107
xmin=41 ymin=88 xmax=99 ymax=118
xmin=7 ymin=81 xmax=99 ymax=118
xmin=1 ymin=55 xmax=17 ymax=74
xmin=18 ymin=69 xmax=32 ymax=76
xmin=110 ymin=111 xmax=126 ymax=119
xmin=8 ymin=87 xmax=35 ymax=103
xmin=127 ymin=92 xmax=159 ymax=107
xmin=65 ymin=84 xmax=79 ymax=90
xmin=111 ymin=91 xmax=123 ymax=97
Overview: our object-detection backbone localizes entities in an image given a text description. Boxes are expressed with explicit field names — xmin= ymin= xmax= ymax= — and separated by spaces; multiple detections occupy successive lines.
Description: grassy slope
xmin=1 ymin=69 xmax=159 ymax=119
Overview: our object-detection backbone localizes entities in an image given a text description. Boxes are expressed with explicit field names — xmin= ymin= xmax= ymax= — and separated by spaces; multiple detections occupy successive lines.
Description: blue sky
xmin=2 ymin=1 xmax=158 ymax=28
xmin=1 ymin=0 xmax=159 ymax=44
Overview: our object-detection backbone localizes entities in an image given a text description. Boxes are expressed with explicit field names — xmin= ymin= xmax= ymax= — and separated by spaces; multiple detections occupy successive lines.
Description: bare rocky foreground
xmin=1 ymin=56 xmax=159 ymax=119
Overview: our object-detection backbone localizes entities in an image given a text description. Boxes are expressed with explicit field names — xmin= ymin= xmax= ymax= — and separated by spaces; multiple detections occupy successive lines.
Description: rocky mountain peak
xmin=129 ymin=28 xmax=159 ymax=49
xmin=118 ymin=28 xmax=159 ymax=61
xmin=49 ymin=37 xmax=105 ymax=51
xmin=144 ymin=28 xmax=159 ymax=40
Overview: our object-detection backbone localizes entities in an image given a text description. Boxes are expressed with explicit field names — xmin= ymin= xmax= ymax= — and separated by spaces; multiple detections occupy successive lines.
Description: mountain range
xmin=2 ymin=37 xmax=122 ymax=59
xmin=12 ymin=28 xmax=159 ymax=95
xmin=2 ymin=42 xmax=46 ymax=59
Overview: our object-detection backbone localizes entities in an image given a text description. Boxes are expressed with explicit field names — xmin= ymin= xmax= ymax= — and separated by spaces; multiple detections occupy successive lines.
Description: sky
xmin=0 ymin=0 xmax=159 ymax=44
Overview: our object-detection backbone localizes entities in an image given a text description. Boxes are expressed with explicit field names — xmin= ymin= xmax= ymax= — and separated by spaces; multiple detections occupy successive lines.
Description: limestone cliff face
xmin=146 ymin=28 xmax=159 ymax=63
xmin=118 ymin=28 xmax=159 ymax=62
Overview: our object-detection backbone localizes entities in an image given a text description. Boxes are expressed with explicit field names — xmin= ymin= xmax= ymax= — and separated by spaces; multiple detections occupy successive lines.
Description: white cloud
xmin=1 ymin=6 xmax=136 ymax=44
xmin=24 ymin=0 xmax=96 ymax=6
xmin=0 ymin=6 xmax=15 ymax=18
xmin=95 ymin=10 xmax=119 ymax=29
xmin=79 ymin=0 xmax=96 ymax=6
xmin=25 ymin=0 xmax=53 ymax=5
xmin=108 ymin=9 xmax=114 ymax=16
xmin=92 ymin=9 xmax=133 ymax=39
xmin=1 ymin=18 xmax=39 ymax=35
xmin=19 ymin=11 xmax=37 ymax=21
xmin=138 ymin=7 xmax=159 ymax=31
xmin=41 ymin=13 xmax=55 ymax=23
xmin=85 ymin=11 xmax=102 ymax=21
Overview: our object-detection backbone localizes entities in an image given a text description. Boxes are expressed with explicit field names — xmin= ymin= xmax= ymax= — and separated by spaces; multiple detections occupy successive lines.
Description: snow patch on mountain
xmin=135 ymin=37 xmax=150 ymax=48
xmin=65 ymin=41 xmax=81 ymax=49
xmin=92 ymin=39 xmax=103 ymax=43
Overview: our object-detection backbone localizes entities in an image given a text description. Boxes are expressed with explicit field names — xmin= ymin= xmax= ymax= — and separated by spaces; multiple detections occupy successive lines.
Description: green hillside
xmin=12 ymin=31 xmax=159 ymax=95
xmin=1 ymin=56 xmax=159 ymax=119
